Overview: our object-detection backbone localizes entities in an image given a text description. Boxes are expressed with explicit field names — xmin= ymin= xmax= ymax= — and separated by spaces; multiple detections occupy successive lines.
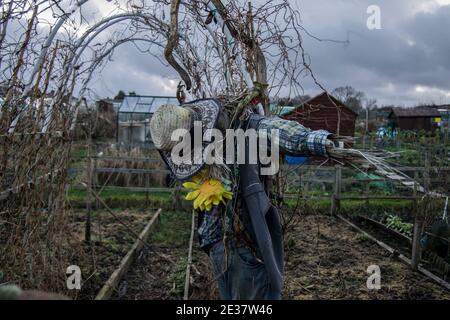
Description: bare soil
xmin=78 ymin=211 xmax=450 ymax=300
xmin=283 ymin=215 xmax=450 ymax=300
xmin=68 ymin=208 xmax=157 ymax=299
xmin=113 ymin=212 xmax=450 ymax=300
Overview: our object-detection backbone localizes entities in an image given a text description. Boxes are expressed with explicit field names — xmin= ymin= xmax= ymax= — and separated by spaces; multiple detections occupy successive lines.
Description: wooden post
xmin=413 ymin=171 xmax=419 ymax=199
xmin=331 ymin=165 xmax=342 ymax=215
xmin=411 ymin=198 xmax=424 ymax=271
xmin=410 ymin=166 xmax=422 ymax=270
xmin=172 ymin=175 xmax=183 ymax=210
xmin=85 ymin=140 xmax=92 ymax=243
xmin=93 ymin=156 xmax=99 ymax=210
xmin=424 ymin=154 xmax=430 ymax=191
xmin=183 ymin=210 xmax=195 ymax=300
xmin=411 ymin=193 xmax=426 ymax=271
xmin=411 ymin=214 xmax=423 ymax=271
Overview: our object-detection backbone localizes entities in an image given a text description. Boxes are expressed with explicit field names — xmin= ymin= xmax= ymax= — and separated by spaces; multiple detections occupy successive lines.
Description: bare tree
xmin=0 ymin=0 xmax=330 ymax=293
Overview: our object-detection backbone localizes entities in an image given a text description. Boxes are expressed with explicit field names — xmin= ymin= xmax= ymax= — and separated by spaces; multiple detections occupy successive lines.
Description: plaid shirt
xmin=199 ymin=116 xmax=331 ymax=250
xmin=258 ymin=116 xmax=330 ymax=157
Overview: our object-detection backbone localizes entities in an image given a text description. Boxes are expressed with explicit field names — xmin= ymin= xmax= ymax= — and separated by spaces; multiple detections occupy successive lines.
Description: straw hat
xmin=150 ymin=104 xmax=193 ymax=151
xmin=150 ymin=99 xmax=221 ymax=181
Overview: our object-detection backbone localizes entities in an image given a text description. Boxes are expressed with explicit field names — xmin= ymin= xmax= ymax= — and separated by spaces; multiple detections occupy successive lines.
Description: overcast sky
xmin=86 ymin=0 xmax=450 ymax=107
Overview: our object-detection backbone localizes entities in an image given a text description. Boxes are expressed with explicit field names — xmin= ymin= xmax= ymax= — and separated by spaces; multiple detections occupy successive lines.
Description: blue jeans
xmin=208 ymin=241 xmax=281 ymax=300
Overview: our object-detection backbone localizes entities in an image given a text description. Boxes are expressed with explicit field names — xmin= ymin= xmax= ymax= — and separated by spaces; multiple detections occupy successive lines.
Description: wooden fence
xmin=72 ymin=158 xmax=450 ymax=210
xmin=70 ymin=155 xmax=450 ymax=284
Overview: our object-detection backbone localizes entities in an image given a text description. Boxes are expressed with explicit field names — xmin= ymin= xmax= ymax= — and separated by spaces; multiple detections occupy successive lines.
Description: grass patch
xmin=66 ymin=187 xmax=172 ymax=208
xmin=150 ymin=211 xmax=192 ymax=247
xmin=285 ymin=197 xmax=413 ymax=216
xmin=67 ymin=187 xmax=171 ymax=201
xmin=71 ymin=144 xmax=87 ymax=159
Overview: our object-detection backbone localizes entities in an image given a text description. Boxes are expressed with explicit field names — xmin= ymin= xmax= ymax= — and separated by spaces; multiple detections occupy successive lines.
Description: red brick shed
xmin=282 ymin=92 xmax=357 ymax=137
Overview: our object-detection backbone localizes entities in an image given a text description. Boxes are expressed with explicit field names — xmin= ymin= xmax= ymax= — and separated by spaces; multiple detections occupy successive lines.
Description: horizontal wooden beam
xmin=283 ymin=195 xmax=416 ymax=201
xmin=281 ymin=164 xmax=450 ymax=172
xmin=72 ymin=185 xmax=175 ymax=193
xmin=338 ymin=196 xmax=417 ymax=200
xmin=91 ymin=156 xmax=162 ymax=163
xmin=94 ymin=167 xmax=170 ymax=174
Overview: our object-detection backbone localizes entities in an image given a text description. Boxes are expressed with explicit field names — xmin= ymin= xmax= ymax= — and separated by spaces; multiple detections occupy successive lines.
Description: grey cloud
xmin=88 ymin=41 xmax=177 ymax=98
xmin=293 ymin=0 xmax=450 ymax=105
xmin=87 ymin=0 xmax=450 ymax=106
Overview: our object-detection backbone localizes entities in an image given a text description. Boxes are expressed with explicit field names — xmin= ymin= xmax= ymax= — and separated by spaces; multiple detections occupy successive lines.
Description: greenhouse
xmin=117 ymin=95 xmax=178 ymax=148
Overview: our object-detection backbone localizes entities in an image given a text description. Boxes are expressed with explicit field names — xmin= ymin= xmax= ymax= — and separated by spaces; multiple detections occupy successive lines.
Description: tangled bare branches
xmin=0 ymin=0 xmax=329 ymax=292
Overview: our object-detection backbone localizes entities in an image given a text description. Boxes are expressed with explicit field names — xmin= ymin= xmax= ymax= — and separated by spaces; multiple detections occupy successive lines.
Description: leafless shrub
xmin=0 ymin=0 xmax=330 ymax=292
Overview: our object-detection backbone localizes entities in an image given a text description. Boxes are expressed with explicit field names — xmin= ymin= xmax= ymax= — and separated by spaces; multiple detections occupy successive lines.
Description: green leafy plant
xmin=168 ymin=257 xmax=188 ymax=297
xmin=385 ymin=214 xmax=413 ymax=237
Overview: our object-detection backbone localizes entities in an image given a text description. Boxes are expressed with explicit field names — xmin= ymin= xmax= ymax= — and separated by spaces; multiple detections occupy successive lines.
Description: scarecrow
xmin=149 ymin=95 xmax=345 ymax=300
xmin=154 ymin=0 xmax=437 ymax=300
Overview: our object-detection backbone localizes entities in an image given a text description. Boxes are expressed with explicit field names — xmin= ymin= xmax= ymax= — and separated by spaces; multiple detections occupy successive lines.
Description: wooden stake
xmin=95 ymin=208 xmax=162 ymax=300
xmin=411 ymin=215 xmax=423 ymax=271
xmin=331 ymin=165 xmax=342 ymax=216
xmin=85 ymin=139 xmax=92 ymax=243
xmin=184 ymin=210 xmax=196 ymax=300
xmin=93 ymin=156 xmax=99 ymax=209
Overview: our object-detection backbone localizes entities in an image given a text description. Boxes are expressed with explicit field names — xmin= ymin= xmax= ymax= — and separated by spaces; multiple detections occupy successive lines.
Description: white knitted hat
xmin=150 ymin=104 xmax=193 ymax=151
xmin=152 ymin=99 xmax=221 ymax=181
